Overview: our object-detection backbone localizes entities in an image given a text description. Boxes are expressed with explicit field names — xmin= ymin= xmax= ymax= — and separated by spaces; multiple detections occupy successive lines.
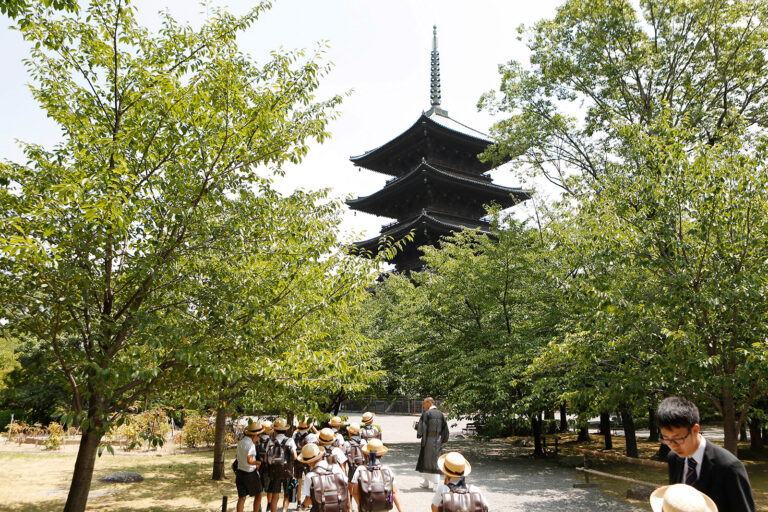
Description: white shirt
xmin=432 ymin=479 xmax=482 ymax=507
xmin=683 ymin=436 xmax=706 ymax=481
xmin=331 ymin=445 xmax=347 ymax=466
xmin=351 ymin=462 xmax=396 ymax=485
xmin=301 ymin=460 xmax=345 ymax=501
xmin=237 ymin=436 xmax=258 ymax=473
xmin=274 ymin=432 xmax=297 ymax=452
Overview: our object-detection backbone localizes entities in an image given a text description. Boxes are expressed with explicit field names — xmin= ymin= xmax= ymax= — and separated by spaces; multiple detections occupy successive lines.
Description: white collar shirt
xmin=683 ymin=436 xmax=706 ymax=480
xmin=302 ymin=460 xmax=344 ymax=501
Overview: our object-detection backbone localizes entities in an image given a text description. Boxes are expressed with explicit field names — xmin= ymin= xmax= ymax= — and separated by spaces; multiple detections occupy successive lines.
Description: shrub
xmin=109 ymin=408 xmax=172 ymax=450
xmin=44 ymin=421 xmax=64 ymax=450
xmin=180 ymin=412 xmax=215 ymax=448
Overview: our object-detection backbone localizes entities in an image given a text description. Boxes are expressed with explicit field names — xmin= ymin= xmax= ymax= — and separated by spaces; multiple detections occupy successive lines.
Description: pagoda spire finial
xmin=428 ymin=25 xmax=447 ymax=116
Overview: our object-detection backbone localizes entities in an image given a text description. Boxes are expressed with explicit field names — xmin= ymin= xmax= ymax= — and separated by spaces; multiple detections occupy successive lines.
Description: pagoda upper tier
xmin=350 ymin=111 xmax=496 ymax=176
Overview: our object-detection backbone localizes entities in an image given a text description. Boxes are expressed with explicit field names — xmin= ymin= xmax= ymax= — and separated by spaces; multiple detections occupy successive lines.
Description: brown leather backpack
xmin=356 ymin=465 xmax=394 ymax=512
xmin=310 ymin=466 xmax=349 ymax=512
xmin=439 ymin=484 xmax=488 ymax=512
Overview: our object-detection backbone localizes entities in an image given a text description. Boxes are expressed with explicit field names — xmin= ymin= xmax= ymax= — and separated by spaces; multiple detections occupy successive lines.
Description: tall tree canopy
xmin=0 ymin=0 xmax=353 ymax=509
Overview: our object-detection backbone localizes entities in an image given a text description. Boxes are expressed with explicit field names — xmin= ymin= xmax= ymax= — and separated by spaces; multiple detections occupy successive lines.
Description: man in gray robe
xmin=415 ymin=397 xmax=449 ymax=489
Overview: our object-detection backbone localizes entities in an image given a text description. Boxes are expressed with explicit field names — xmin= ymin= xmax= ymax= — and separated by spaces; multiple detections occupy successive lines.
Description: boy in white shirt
xmin=235 ymin=422 xmax=264 ymax=512
xmin=431 ymin=452 xmax=487 ymax=512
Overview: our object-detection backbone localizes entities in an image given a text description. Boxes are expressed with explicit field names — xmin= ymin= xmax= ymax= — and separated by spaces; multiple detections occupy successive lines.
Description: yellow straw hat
xmin=650 ymin=485 xmax=717 ymax=512
xmin=361 ymin=438 xmax=388 ymax=456
xmin=362 ymin=412 xmax=375 ymax=425
xmin=273 ymin=417 xmax=290 ymax=431
xmin=329 ymin=416 xmax=343 ymax=428
xmin=297 ymin=418 xmax=311 ymax=430
xmin=296 ymin=443 xmax=325 ymax=464
xmin=437 ymin=452 xmax=472 ymax=478
xmin=244 ymin=422 xmax=263 ymax=436
xmin=261 ymin=420 xmax=273 ymax=434
xmin=347 ymin=423 xmax=361 ymax=435
xmin=318 ymin=428 xmax=336 ymax=445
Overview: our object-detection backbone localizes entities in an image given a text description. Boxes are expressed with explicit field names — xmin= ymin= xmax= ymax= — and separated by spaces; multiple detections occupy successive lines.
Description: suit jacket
xmin=668 ymin=440 xmax=755 ymax=512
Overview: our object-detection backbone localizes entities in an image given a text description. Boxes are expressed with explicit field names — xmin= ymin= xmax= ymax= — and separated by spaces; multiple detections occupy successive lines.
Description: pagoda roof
xmin=347 ymin=160 xmax=530 ymax=217
xmin=351 ymin=209 xmax=491 ymax=254
xmin=349 ymin=111 xmax=497 ymax=176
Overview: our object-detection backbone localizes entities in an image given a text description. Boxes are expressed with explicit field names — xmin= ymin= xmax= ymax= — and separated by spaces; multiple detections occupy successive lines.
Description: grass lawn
xmin=556 ymin=433 xmax=768 ymax=511
xmin=0 ymin=448 xmax=251 ymax=511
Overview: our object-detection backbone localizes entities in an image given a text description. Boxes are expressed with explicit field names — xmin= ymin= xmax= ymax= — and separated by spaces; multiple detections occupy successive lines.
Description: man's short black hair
xmin=657 ymin=396 xmax=700 ymax=429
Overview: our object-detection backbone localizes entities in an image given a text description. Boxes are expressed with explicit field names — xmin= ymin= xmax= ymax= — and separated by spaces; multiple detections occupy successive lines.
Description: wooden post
xmin=7 ymin=414 xmax=14 ymax=441
xmin=573 ymin=454 xmax=599 ymax=488
xmin=554 ymin=436 xmax=559 ymax=455
xmin=221 ymin=495 xmax=227 ymax=511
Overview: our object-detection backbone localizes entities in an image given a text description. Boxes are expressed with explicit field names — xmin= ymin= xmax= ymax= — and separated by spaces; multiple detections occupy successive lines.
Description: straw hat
xmin=261 ymin=420 xmax=273 ymax=434
xmin=244 ymin=422 xmax=264 ymax=436
xmin=437 ymin=452 xmax=472 ymax=478
xmin=296 ymin=443 xmax=325 ymax=465
xmin=329 ymin=416 xmax=343 ymax=428
xmin=347 ymin=424 xmax=361 ymax=435
xmin=362 ymin=412 xmax=375 ymax=425
xmin=318 ymin=428 xmax=336 ymax=445
xmin=273 ymin=417 xmax=290 ymax=431
xmin=361 ymin=438 xmax=388 ymax=456
xmin=297 ymin=418 xmax=311 ymax=430
xmin=650 ymin=485 xmax=717 ymax=512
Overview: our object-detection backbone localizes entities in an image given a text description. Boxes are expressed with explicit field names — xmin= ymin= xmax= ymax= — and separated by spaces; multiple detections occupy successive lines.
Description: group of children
xmin=234 ymin=412 xmax=397 ymax=512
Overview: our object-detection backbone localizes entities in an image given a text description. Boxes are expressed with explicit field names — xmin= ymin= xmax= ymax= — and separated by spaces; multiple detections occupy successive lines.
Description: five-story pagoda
xmin=348 ymin=27 xmax=530 ymax=273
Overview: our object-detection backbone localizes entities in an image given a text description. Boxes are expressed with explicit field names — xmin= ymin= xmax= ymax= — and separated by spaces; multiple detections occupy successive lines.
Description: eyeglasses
xmin=661 ymin=429 xmax=692 ymax=446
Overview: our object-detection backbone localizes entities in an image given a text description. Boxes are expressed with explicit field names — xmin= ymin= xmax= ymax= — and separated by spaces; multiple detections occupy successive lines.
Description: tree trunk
xmin=559 ymin=403 xmax=568 ymax=432
xmin=620 ymin=406 xmax=638 ymax=458
xmin=722 ymin=387 xmax=739 ymax=455
xmin=544 ymin=409 xmax=554 ymax=420
xmin=600 ymin=411 xmax=612 ymax=450
xmin=531 ymin=414 xmax=544 ymax=456
xmin=740 ymin=420 xmax=748 ymax=442
xmin=63 ymin=423 xmax=102 ymax=512
xmin=749 ymin=417 xmax=763 ymax=451
xmin=648 ymin=406 xmax=659 ymax=442
xmin=325 ymin=390 xmax=346 ymax=415
xmin=577 ymin=424 xmax=590 ymax=442
xmin=212 ymin=407 xmax=227 ymax=481
xmin=655 ymin=442 xmax=670 ymax=461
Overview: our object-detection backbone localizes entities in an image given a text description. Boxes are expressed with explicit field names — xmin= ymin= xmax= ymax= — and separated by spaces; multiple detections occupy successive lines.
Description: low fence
xmin=339 ymin=397 xmax=423 ymax=415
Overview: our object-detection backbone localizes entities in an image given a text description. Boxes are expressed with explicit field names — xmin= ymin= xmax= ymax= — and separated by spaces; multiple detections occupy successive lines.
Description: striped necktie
xmin=685 ymin=457 xmax=698 ymax=485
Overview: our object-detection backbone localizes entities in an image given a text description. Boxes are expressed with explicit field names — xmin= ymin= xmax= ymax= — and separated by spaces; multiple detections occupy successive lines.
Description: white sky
xmin=0 ymin=0 xmax=564 ymax=243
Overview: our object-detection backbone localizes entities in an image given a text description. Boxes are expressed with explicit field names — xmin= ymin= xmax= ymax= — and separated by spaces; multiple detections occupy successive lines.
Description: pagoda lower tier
xmin=351 ymin=209 xmax=499 ymax=273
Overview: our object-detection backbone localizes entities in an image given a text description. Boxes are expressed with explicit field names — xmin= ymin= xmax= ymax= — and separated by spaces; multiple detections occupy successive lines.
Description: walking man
xmin=658 ymin=396 xmax=755 ymax=512
xmin=415 ymin=397 xmax=449 ymax=489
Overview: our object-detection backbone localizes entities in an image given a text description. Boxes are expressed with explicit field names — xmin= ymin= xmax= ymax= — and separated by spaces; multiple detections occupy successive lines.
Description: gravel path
xmin=359 ymin=414 xmax=644 ymax=512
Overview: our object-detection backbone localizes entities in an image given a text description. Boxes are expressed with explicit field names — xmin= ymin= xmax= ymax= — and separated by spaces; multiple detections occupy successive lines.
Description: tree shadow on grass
xmin=2 ymin=455 xmax=239 ymax=512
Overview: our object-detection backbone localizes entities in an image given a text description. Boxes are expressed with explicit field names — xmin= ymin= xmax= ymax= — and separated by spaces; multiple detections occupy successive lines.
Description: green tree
xmin=0 ymin=1 xmax=342 ymax=509
xmin=366 ymin=217 xmax=568 ymax=454
xmin=0 ymin=0 xmax=77 ymax=18
xmin=482 ymin=0 xmax=768 ymax=192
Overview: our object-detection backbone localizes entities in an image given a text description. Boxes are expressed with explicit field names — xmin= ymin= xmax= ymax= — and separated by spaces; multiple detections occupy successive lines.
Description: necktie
xmin=685 ymin=457 xmax=698 ymax=485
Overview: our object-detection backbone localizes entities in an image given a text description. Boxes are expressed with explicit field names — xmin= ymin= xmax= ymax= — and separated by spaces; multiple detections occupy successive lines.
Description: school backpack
xmin=323 ymin=446 xmax=339 ymax=467
xmin=310 ymin=466 xmax=349 ymax=512
xmin=356 ymin=465 xmax=394 ymax=512
xmin=344 ymin=439 xmax=366 ymax=481
xmin=439 ymin=482 xmax=488 ymax=512
xmin=360 ymin=425 xmax=381 ymax=442
xmin=267 ymin=438 xmax=294 ymax=480
xmin=295 ymin=431 xmax=311 ymax=450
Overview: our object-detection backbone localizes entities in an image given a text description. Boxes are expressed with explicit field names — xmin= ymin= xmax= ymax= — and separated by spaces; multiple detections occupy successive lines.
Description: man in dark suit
xmin=658 ymin=397 xmax=755 ymax=512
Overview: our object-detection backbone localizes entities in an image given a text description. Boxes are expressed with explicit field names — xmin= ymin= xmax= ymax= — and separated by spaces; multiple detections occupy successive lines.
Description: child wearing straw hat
xmin=266 ymin=417 xmax=298 ymax=512
xmin=318 ymin=427 xmax=348 ymax=475
xmin=360 ymin=412 xmax=382 ymax=442
xmin=236 ymin=422 xmax=264 ymax=512
xmin=350 ymin=438 xmax=403 ymax=512
xmin=431 ymin=452 xmax=488 ymax=512
xmin=296 ymin=444 xmax=348 ymax=512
